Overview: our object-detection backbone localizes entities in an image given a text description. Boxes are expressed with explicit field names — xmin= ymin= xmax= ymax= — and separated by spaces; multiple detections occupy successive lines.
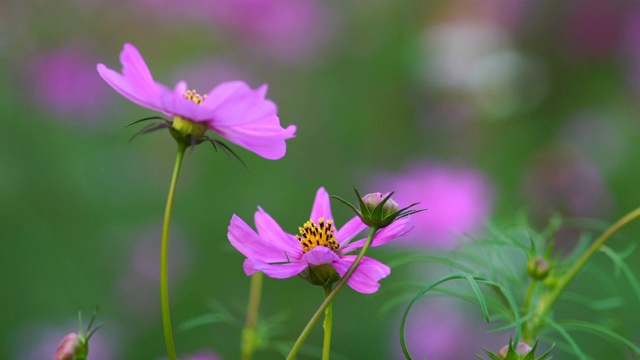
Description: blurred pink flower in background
xmin=116 ymin=224 xmax=190 ymax=323
xmin=210 ymin=0 xmax=333 ymax=63
xmin=390 ymin=299 xmax=507 ymax=359
xmin=564 ymin=0 xmax=625 ymax=58
xmin=372 ymin=162 xmax=494 ymax=250
xmin=13 ymin=322 xmax=119 ymax=360
xmin=24 ymin=44 xmax=112 ymax=122
xmin=622 ymin=9 xmax=640 ymax=96
xmin=132 ymin=0 xmax=215 ymax=21
xmin=521 ymin=148 xmax=613 ymax=221
xmin=186 ymin=353 xmax=220 ymax=360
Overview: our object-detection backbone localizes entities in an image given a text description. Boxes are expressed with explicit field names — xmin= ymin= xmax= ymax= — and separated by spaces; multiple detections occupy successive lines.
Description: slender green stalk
xmin=286 ymin=227 xmax=378 ymax=360
xmin=522 ymin=206 xmax=640 ymax=342
xmin=241 ymin=272 xmax=264 ymax=360
xmin=322 ymin=285 xmax=334 ymax=360
xmin=522 ymin=279 xmax=537 ymax=312
xmin=160 ymin=143 xmax=187 ymax=360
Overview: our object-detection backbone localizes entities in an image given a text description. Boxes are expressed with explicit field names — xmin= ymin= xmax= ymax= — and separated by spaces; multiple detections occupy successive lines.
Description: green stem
xmin=286 ymin=227 xmax=378 ymax=360
xmin=322 ymin=285 xmax=333 ymax=360
xmin=160 ymin=143 xmax=187 ymax=360
xmin=522 ymin=279 xmax=537 ymax=312
xmin=241 ymin=272 xmax=264 ymax=360
xmin=522 ymin=206 xmax=640 ymax=342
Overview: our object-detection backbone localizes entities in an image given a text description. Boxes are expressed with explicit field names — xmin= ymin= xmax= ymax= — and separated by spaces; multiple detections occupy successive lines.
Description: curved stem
xmin=241 ymin=272 xmax=264 ymax=360
xmin=161 ymin=143 xmax=187 ymax=360
xmin=523 ymin=206 xmax=640 ymax=342
xmin=322 ymin=285 xmax=333 ymax=360
xmin=286 ymin=227 xmax=378 ymax=360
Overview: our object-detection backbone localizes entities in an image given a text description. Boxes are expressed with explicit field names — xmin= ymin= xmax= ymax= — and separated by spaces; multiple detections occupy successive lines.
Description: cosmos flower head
xmin=227 ymin=187 xmax=414 ymax=294
xmin=97 ymin=43 xmax=296 ymax=159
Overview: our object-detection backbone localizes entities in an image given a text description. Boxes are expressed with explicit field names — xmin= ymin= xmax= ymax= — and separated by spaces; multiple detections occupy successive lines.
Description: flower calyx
xmin=299 ymin=263 xmax=341 ymax=287
xmin=125 ymin=116 xmax=247 ymax=166
xmin=332 ymin=187 xmax=424 ymax=229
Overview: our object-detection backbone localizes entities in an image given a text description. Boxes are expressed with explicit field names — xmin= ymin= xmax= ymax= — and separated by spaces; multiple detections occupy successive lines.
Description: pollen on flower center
xmin=296 ymin=217 xmax=340 ymax=254
xmin=184 ymin=89 xmax=207 ymax=105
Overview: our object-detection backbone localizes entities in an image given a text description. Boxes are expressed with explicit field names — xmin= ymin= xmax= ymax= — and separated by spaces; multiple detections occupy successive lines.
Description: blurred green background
xmin=3 ymin=0 xmax=640 ymax=359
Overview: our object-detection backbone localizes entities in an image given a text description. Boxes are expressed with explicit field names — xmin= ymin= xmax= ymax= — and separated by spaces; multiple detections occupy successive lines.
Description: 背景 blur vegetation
xmin=3 ymin=0 xmax=640 ymax=359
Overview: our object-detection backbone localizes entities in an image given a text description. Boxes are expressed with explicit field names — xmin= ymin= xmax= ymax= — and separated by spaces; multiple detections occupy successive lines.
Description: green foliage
xmin=393 ymin=216 xmax=640 ymax=359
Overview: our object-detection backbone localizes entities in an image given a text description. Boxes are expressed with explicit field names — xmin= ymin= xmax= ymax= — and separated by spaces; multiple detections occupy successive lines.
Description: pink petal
xmin=341 ymin=217 xmax=414 ymax=253
xmin=203 ymin=81 xmax=256 ymax=112
xmin=254 ymin=207 xmax=301 ymax=257
xmin=97 ymin=44 xmax=166 ymax=112
xmin=302 ymin=246 xmax=340 ymax=266
xmin=205 ymin=82 xmax=278 ymax=127
xmin=120 ymin=43 xmax=159 ymax=100
xmin=332 ymin=256 xmax=391 ymax=294
xmin=335 ymin=216 xmax=367 ymax=247
xmin=227 ymin=214 xmax=292 ymax=262
xmin=243 ymin=258 xmax=308 ymax=278
xmin=310 ymin=187 xmax=333 ymax=222
xmin=212 ymin=118 xmax=296 ymax=160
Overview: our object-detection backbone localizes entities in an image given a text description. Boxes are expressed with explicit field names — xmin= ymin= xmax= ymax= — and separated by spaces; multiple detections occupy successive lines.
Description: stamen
xmin=184 ymin=89 xmax=207 ymax=105
xmin=296 ymin=217 xmax=340 ymax=254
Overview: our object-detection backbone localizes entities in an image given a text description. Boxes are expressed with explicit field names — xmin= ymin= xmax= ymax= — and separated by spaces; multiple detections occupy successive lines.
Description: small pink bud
xmin=527 ymin=256 xmax=550 ymax=280
xmin=359 ymin=192 xmax=401 ymax=227
xmin=498 ymin=341 xmax=532 ymax=359
xmin=362 ymin=192 xmax=399 ymax=215
xmin=54 ymin=333 xmax=84 ymax=360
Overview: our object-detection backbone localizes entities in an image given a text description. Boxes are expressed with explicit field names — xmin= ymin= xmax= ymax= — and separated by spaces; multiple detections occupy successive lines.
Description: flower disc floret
xmin=227 ymin=187 xmax=414 ymax=294
xmin=296 ymin=217 xmax=339 ymax=254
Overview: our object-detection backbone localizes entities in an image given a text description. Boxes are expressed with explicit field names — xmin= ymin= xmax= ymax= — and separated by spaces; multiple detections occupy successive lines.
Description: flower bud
xmin=332 ymin=188 xmax=424 ymax=229
xmin=527 ymin=256 xmax=550 ymax=280
xmin=498 ymin=341 xmax=533 ymax=359
xmin=362 ymin=193 xmax=399 ymax=216
xmin=54 ymin=333 xmax=87 ymax=360
xmin=359 ymin=192 xmax=402 ymax=228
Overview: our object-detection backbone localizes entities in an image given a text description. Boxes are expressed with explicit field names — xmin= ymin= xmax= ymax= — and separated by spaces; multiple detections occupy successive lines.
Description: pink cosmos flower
xmin=97 ymin=43 xmax=296 ymax=159
xmin=227 ymin=187 xmax=414 ymax=294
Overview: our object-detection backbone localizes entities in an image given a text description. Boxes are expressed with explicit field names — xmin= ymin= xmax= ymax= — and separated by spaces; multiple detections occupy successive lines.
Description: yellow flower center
xmin=171 ymin=89 xmax=208 ymax=138
xmin=296 ymin=217 xmax=340 ymax=254
xmin=184 ymin=89 xmax=207 ymax=104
